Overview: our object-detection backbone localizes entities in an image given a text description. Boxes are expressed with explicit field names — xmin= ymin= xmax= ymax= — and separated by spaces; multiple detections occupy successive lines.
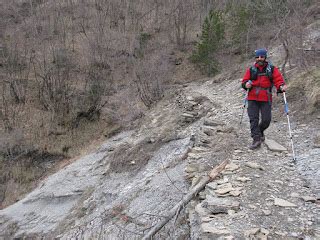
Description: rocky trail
xmin=0 ymin=76 xmax=319 ymax=239
xmin=186 ymin=79 xmax=320 ymax=239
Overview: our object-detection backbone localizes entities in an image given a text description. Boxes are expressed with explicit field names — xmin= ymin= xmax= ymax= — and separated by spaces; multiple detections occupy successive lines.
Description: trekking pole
xmin=283 ymin=92 xmax=296 ymax=162
xmin=240 ymin=88 xmax=249 ymax=125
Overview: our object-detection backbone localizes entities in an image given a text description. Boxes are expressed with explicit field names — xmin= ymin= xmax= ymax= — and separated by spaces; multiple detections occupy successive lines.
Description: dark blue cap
xmin=255 ymin=48 xmax=267 ymax=58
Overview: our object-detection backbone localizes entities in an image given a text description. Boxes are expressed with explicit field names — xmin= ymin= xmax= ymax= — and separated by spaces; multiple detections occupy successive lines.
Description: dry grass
xmin=0 ymin=115 xmax=122 ymax=209
xmin=287 ymin=67 xmax=320 ymax=116
xmin=171 ymin=49 xmax=204 ymax=84
xmin=108 ymin=140 xmax=160 ymax=174
xmin=308 ymin=69 xmax=320 ymax=112
xmin=0 ymin=151 xmax=59 ymax=209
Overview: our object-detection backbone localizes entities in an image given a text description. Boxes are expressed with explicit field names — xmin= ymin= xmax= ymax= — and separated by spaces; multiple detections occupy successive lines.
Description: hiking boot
xmin=260 ymin=130 xmax=265 ymax=142
xmin=261 ymin=133 xmax=265 ymax=142
xmin=249 ymin=139 xmax=261 ymax=150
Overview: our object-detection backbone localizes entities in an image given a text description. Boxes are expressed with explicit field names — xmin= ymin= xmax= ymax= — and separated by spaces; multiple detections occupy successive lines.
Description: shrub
xmin=191 ymin=10 xmax=225 ymax=76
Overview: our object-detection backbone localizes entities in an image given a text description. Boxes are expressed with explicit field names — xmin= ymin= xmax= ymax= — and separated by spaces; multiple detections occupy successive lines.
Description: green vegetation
xmin=137 ymin=32 xmax=152 ymax=58
xmin=191 ymin=10 xmax=225 ymax=76
xmin=227 ymin=5 xmax=251 ymax=55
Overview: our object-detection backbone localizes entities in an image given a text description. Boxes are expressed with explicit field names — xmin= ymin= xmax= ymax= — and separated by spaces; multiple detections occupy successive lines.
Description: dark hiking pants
xmin=247 ymin=101 xmax=272 ymax=141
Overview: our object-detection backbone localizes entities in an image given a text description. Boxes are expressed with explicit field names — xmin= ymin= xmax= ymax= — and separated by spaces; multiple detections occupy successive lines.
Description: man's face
xmin=255 ymin=56 xmax=266 ymax=66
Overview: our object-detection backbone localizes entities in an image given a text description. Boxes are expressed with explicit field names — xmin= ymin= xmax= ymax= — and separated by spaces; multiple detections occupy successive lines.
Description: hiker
xmin=241 ymin=48 xmax=287 ymax=149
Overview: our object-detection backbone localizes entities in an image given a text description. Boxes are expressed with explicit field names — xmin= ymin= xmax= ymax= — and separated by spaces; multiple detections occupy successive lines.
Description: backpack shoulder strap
xmin=266 ymin=63 xmax=274 ymax=82
xmin=250 ymin=63 xmax=274 ymax=82
xmin=250 ymin=66 xmax=258 ymax=80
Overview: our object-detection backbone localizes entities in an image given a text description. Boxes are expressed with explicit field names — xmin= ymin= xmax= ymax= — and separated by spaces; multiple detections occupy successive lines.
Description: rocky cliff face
xmin=1 ymin=71 xmax=319 ymax=239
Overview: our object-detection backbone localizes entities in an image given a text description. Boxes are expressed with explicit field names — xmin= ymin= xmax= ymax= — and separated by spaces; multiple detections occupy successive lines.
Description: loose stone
xmin=245 ymin=162 xmax=264 ymax=170
xmin=262 ymin=209 xmax=271 ymax=216
xmin=236 ymin=177 xmax=251 ymax=182
xmin=301 ymin=196 xmax=316 ymax=203
xmin=274 ymin=198 xmax=297 ymax=207
xmin=244 ymin=228 xmax=260 ymax=237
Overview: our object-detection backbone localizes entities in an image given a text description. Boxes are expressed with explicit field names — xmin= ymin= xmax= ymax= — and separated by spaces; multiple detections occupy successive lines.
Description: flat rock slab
xmin=201 ymin=223 xmax=230 ymax=236
xmin=204 ymin=195 xmax=240 ymax=214
xmin=237 ymin=177 xmax=251 ymax=182
xmin=264 ymin=139 xmax=287 ymax=152
xmin=301 ymin=196 xmax=317 ymax=203
xmin=274 ymin=198 xmax=297 ymax=207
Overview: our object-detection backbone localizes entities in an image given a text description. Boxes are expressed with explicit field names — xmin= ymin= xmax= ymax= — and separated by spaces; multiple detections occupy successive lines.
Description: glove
xmin=245 ymin=80 xmax=252 ymax=89
xmin=278 ymin=85 xmax=287 ymax=93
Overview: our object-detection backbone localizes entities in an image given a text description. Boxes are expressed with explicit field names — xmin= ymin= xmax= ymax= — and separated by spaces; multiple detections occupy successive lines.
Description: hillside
xmin=0 ymin=63 xmax=319 ymax=238
xmin=0 ymin=0 xmax=320 ymax=239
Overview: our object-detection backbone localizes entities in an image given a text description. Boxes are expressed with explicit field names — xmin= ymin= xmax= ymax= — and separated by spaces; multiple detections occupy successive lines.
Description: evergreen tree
xmin=229 ymin=5 xmax=251 ymax=55
xmin=192 ymin=10 xmax=225 ymax=76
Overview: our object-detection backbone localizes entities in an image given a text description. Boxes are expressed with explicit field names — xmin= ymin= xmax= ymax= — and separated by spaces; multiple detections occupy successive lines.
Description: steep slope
xmin=0 ymin=73 xmax=319 ymax=239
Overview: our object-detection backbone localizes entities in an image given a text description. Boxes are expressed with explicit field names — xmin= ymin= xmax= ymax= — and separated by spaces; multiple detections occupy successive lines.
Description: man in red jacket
xmin=242 ymin=48 xmax=287 ymax=149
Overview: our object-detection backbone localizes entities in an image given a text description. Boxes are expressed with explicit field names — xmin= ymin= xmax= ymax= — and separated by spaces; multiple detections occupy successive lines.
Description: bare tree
xmin=133 ymin=51 xmax=173 ymax=108
xmin=2 ymin=42 xmax=31 ymax=104
xmin=32 ymin=42 xmax=73 ymax=124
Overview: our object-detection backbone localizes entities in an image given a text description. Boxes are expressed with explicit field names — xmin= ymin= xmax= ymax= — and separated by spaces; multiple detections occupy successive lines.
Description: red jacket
xmin=242 ymin=62 xmax=285 ymax=102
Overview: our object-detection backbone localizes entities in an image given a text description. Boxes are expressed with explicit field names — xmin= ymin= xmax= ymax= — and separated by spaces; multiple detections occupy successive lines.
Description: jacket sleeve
xmin=241 ymin=68 xmax=251 ymax=90
xmin=272 ymin=67 xmax=285 ymax=90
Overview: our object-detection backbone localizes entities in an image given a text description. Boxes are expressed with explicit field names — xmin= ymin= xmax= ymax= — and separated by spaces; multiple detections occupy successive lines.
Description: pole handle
xmin=282 ymin=92 xmax=289 ymax=113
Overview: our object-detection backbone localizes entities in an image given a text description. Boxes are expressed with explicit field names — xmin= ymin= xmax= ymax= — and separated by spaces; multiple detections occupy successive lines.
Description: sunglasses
xmin=255 ymin=56 xmax=266 ymax=59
